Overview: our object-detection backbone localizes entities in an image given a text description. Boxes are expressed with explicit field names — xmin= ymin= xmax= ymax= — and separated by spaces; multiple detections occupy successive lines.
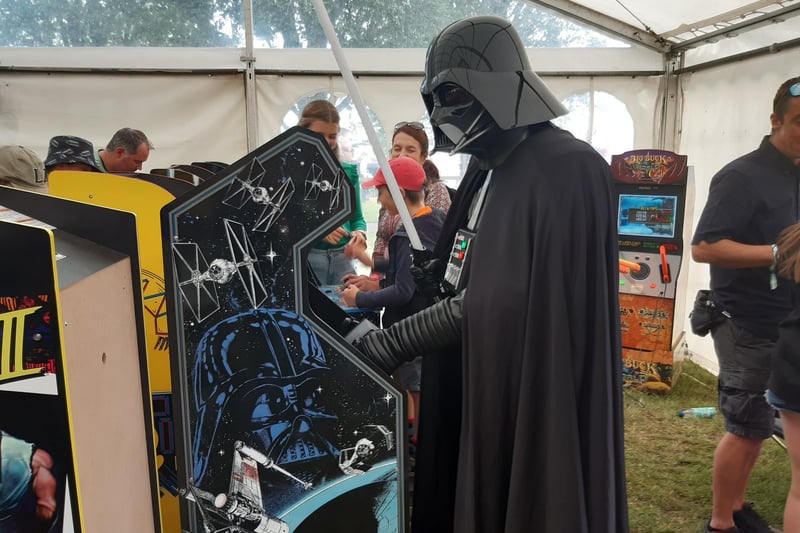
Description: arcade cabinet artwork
xmin=162 ymin=127 xmax=405 ymax=533
xmin=612 ymin=150 xmax=689 ymax=393
xmin=49 ymin=170 xmax=195 ymax=533
xmin=0 ymin=221 xmax=82 ymax=533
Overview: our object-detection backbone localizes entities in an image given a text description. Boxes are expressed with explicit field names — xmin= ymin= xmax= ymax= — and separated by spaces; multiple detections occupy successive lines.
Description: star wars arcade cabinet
xmin=612 ymin=150 xmax=690 ymax=393
xmin=161 ymin=127 xmax=406 ymax=533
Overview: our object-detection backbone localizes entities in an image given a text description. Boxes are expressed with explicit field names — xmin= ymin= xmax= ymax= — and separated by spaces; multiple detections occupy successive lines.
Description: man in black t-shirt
xmin=692 ymin=76 xmax=800 ymax=533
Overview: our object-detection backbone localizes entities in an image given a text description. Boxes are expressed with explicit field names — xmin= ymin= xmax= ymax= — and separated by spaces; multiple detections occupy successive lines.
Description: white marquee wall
xmin=2 ymin=43 xmax=797 ymax=370
xmin=678 ymin=46 xmax=800 ymax=370
xmin=0 ymin=72 xmax=248 ymax=168
xmin=0 ymin=65 xmax=662 ymax=172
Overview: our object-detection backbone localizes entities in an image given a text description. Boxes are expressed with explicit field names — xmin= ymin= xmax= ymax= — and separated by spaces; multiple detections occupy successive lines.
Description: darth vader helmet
xmin=191 ymin=308 xmax=338 ymax=486
xmin=421 ymin=16 xmax=568 ymax=156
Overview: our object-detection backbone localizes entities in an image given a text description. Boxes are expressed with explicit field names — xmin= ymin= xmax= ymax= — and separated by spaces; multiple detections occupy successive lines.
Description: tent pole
xmin=242 ymin=0 xmax=259 ymax=152
xmin=656 ymin=51 xmax=682 ymax=151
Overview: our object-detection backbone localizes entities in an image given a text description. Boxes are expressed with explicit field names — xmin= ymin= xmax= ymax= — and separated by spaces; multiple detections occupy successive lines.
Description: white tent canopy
xmin=1 ymin=0 xmax=798 ymax=369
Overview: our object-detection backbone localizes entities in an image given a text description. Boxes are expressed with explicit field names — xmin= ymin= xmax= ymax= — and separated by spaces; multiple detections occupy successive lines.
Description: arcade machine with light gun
xmin=612 ymin=150 xmax=691 ymax=393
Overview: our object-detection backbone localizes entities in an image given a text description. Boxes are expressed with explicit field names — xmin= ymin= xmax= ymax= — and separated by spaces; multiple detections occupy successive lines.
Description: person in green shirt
xmin=298 ymin=100 xmax=368 ymax=284
xmin=94 ymin=127 xmax=152 ymax=173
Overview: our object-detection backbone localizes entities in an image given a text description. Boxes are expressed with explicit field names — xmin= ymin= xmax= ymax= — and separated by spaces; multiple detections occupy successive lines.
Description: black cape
xmin=413 ymin=124 xmax=628 ymax=533
xmin=409 ymin=159 xmax=486 ymax=533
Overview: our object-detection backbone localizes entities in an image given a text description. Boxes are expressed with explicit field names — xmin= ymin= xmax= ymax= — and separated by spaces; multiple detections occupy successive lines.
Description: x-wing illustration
xmin=223 ymin=158 xmax=295 ymax=233
xmin=172 ymin=219 xmax=269 ymax=322
xmin=183 ymin=441 xmax=311 ymax=533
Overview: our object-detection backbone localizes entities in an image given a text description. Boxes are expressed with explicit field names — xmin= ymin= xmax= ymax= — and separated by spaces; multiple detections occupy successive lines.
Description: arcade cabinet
xmin=0 ymin=188 xmax=161 ymax=532
xmin=49 ymin=170 xmax=195 ymax=533
xmin=611 ymin=150 xmax=693 ymax=393
xmin=161 ymin=127 xmax=406 ymax=533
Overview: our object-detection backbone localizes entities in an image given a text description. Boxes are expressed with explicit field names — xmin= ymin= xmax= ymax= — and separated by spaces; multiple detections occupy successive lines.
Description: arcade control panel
xmin=320 ymin=284 xmax=356 ymax=311
xmin=319 ymin=284 xmax=381 ymax=325
xmin=619 ymin=248 xmax=681 ymax=299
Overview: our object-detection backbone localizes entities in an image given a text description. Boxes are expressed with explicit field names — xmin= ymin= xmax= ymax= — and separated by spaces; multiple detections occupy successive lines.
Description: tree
xmin=0 ymin=0 xmax=239 ymax=47
xmin=0 ymin=0 xmax=616 ymax=48
xmin=251 ymin=0 xmax=613 ymax=49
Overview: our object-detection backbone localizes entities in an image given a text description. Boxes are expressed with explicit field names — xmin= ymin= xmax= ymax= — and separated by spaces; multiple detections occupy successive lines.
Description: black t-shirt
xmin=692 ymin=136 xmax=800 ymax=340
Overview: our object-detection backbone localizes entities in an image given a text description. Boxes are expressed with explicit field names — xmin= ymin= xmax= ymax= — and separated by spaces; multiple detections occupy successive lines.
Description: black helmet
xmin=421 ymin=16 xmax=567 ymax=155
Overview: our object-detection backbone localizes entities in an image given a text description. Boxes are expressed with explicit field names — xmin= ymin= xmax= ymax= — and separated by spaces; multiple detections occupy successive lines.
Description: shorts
xmin=393 ymin=356 xmax=422 ymax=392
xmin=711 ymin=319 xmax=775 ymax=440
xmin=766 ymin=389 xmax=800 ymax=415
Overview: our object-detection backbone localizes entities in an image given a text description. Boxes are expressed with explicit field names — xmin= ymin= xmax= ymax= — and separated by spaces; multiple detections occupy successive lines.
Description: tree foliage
xmin=0 ymin=0 xmax=238 ymax=47
xmin=252 ymin=0 xmax=613 ymax=48
xmin=0 ymin=0 xmax=615 ymax=48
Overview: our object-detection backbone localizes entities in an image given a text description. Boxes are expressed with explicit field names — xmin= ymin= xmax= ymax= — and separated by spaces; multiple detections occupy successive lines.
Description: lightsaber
xmin=311 ymin=0 xmax=424 ymax=252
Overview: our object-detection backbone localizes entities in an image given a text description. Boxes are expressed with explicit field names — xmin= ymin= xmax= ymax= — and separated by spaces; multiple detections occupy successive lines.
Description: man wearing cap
xmin=44 ymin=135 xmax=101 ymax=177
xmin=0 ymin=145 xmax=48 ymax=193
xmin=95 ymin=127 xmax=152 ymax=173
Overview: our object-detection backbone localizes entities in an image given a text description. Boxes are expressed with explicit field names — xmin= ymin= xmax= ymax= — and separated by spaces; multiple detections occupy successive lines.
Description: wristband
xmin=770 ymin=243 xmax=778 ymax=290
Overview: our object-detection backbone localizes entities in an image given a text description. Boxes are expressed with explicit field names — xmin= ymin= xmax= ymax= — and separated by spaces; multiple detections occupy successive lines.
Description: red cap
xmin=362 ymin=157 xmax=425 ymax=191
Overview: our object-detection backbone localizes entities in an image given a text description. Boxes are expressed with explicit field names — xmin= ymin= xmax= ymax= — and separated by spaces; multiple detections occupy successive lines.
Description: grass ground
xmin=625 ymin=358 xmax=790 ymax=532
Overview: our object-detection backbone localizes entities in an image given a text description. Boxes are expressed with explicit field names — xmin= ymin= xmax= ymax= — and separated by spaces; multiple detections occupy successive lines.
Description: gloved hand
xmin=410 ymin=247 xmax=444 ymax=299
xmin=352 ymin=291 xmax=464 ymax=375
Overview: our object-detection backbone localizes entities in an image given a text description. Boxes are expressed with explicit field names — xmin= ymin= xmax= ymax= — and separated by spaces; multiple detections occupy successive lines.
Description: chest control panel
xmin=443 ymin=228 xmax=476 ymax=294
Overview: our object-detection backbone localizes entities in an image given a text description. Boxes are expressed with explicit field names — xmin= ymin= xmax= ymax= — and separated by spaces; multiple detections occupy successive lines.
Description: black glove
xmin=353 ymin=291 xmax=464 ymax=375
xmin=410 ymin=247 xmax=444 ymax=299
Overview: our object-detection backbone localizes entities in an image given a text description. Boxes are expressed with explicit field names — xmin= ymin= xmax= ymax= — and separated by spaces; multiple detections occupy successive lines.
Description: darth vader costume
xmin=356 ymin=16 xmax=629 ymax=533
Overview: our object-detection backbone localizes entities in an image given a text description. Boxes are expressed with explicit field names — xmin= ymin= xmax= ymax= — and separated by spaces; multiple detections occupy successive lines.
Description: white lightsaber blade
xmin=311 ymin=0 xmax=424 ymax=251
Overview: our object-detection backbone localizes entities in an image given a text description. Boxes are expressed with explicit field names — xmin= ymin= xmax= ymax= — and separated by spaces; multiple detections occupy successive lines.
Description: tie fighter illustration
xmin=223 ymin=158 xmax=295 ymax=233
xmin=182 ymin=441 xmax=311 ymax=533
xmin=304 ymin=163 xmax=343 ymax=212
xmin=172 ymin=219 xmax=269 ymax=322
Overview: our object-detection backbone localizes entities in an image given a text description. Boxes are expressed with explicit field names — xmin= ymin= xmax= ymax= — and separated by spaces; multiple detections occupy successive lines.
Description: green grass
xmin=360 ymin=194 xmax=380 ymax=224
xmin=625 ymin=359 xmax=790 ymax=532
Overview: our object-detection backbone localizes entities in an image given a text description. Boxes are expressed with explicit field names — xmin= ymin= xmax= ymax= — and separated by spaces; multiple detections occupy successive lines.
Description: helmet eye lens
xmin=434 ymin=84 xmax=473 ymax=107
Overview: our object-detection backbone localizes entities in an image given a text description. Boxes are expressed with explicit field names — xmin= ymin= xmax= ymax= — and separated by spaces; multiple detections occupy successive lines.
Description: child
xmin=341 ymin=157 xmax=445 ymax=436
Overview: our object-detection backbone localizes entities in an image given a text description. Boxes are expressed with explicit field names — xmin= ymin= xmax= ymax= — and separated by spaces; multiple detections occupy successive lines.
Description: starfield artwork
xmin=164 ymin=128 xmax=404 ymax=533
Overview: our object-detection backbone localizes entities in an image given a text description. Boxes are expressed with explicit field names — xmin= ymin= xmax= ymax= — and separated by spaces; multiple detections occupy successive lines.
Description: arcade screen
xmin=617 ymin=194 xmax=678 ymax=239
